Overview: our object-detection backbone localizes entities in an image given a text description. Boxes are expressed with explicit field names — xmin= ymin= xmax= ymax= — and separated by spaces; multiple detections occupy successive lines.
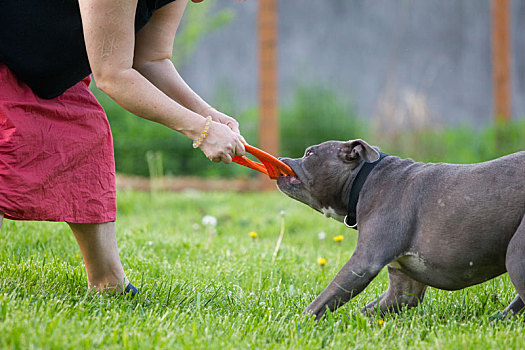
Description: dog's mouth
xmin=277 ymin=160 xmax=302 ymax=187
xmin=278 ymin=175 xmax=301 ymax=185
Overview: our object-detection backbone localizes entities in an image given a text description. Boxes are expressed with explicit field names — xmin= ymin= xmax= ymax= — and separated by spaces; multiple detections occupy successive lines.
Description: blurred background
xmin=91 ymin=0 xmax=525 ymax=188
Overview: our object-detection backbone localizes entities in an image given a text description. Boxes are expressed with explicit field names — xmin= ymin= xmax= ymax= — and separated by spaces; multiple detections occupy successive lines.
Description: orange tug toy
xmin=233 ymin=144 xmax=295 ymax=179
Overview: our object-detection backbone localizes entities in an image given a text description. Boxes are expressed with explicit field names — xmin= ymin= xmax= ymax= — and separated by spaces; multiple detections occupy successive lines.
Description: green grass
xmin=0 ymin=191 xmax=523 ymax=349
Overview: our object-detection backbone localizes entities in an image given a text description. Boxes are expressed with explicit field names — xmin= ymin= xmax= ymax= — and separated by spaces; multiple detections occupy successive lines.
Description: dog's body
xmin=277 ymin=140 xmax=525 ymax=319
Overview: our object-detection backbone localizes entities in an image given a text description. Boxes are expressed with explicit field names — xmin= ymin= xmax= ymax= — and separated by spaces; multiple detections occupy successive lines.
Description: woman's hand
xmin=201 ymin=107 xmax=246 ymax=143
xmin=198 ymin=120 xmax=245 ymax=164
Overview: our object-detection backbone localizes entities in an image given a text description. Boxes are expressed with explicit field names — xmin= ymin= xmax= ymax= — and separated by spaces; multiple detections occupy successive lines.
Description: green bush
xmin=280 ymin=85 xmax=365 ymax=158
xmin=376 ymin=120 xmax=525 ymax=164
xmin=95 ymin=82 xmax=524 ymax=177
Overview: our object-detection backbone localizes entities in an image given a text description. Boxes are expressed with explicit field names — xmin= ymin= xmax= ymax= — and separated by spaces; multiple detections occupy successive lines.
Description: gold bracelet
xmin=192 ymin=116 xmax=212 ymax=148
xmin=198 ymin=105 xmax=215 ymax=116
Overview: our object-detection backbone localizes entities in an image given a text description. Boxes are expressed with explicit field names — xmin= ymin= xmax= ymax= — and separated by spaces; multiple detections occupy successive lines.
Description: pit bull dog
xmin=277 ymin=139 xmax=525 ymax=320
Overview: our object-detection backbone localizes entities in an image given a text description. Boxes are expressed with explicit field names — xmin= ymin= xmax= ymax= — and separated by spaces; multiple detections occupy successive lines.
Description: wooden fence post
xmin=491 ymin=0 xmax=512 ymax=122
xmin=258 ymin=0 xmax=278 ymax=190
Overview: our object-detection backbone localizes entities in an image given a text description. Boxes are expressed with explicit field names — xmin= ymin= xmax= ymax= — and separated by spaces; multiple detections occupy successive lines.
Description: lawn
xmin=0 ymin=190 xmax=523 ymax=349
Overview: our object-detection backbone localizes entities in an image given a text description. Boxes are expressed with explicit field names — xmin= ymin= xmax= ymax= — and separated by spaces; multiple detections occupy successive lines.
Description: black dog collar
xmin=344 ymin=152 xmax=389 ymax=230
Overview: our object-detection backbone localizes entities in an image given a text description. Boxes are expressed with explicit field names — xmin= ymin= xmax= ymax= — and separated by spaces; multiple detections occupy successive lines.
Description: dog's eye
xmin=305 ymin=149 xmax=314 ymax=157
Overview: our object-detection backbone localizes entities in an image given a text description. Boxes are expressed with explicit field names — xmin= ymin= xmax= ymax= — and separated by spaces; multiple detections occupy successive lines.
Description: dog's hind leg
xmin=361 ymin=267 xmax=427 ymax=316
xmin=502 ymin=295 xmax=524 ymax=317
xmin=504 ymin=214 xmax=525 ymax=317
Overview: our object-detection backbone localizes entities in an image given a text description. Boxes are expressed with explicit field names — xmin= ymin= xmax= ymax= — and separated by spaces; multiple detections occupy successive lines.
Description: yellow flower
xmin=333 ymin=235 xmax=344 ymax=243
xmin=249 ymin=231 xmax=258 ymax=239
xmin=378 ymin=319 xmax=384 ymax=326
xmin=317 ymin=257 xmax=327 ymax=266
xmin=74 ymin=254 xmax=80 ymax=259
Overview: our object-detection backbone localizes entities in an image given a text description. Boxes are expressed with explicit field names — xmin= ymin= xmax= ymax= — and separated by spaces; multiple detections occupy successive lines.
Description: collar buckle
xmin=344 ymin=215 xmax=358 ymax=229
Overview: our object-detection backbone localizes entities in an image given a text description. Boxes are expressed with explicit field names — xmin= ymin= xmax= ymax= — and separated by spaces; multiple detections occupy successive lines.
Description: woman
xmin=0 ymin=0 xmax=246 ymax=295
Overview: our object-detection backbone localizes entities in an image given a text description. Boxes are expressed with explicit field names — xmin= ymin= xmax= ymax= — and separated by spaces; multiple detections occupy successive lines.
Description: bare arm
xmin=133 ymin=1 xmax=244 ymax=137
xmin=78 ymin=0 xmax=244 ymax=163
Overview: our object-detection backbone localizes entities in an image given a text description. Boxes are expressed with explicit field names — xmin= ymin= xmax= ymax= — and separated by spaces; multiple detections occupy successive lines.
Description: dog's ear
xmin=339 ymin=139 xmax=380 ymax=163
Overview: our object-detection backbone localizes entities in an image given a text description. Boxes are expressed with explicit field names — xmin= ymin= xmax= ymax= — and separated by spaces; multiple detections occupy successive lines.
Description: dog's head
xmin=277 ymin=139 xmax=379 ymax=222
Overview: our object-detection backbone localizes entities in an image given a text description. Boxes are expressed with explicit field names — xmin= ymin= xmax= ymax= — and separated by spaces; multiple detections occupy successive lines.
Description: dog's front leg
xmin=304 ymin=236 xmax=396 ymax=320
xmin=304 ymin=255 xmax=383 ymax=320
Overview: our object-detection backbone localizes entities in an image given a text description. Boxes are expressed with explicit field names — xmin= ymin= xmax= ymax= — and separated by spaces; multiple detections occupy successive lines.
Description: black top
xmin=0 ymin=0 xmax=175 ymax=99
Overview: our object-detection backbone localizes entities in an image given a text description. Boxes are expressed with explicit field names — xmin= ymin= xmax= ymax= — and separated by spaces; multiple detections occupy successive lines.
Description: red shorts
xmin=0 ymin=63 xmax=116 ymax=223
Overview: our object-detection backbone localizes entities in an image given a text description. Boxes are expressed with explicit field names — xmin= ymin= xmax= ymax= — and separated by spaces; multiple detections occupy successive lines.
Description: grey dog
xmin=276 ymin=139 xmax=525 ymax=320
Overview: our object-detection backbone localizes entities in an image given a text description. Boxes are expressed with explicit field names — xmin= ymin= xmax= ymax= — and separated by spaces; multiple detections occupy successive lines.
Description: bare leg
xmin=68 ymin=222 xmax=128 ymax=292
